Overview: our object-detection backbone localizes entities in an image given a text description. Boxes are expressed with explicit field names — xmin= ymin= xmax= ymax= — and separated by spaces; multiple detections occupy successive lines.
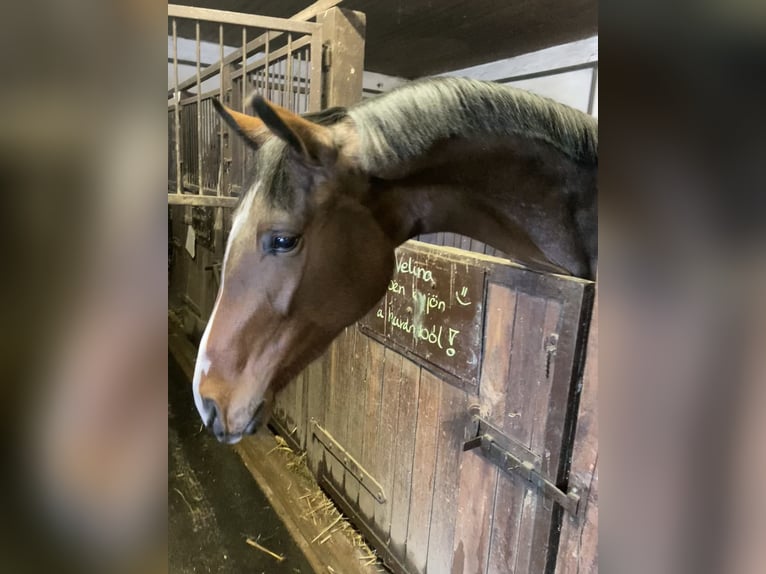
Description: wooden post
xmin=316 ymin=7 xmax=366 ymax=108
xmin=303 ymin=6 xmax=366 ymax=483
xmin=554 ymin=289 xmax=598 ymax=573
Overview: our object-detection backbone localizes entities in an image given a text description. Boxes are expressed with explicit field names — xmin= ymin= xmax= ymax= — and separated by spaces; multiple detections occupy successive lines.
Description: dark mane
xmin=347 ymin=76 xmax=598 ymax=172
xmin=239 ymin=77 xmax=597 ymax=211
xmin=304 ymin=106 xmax=348 ymax=126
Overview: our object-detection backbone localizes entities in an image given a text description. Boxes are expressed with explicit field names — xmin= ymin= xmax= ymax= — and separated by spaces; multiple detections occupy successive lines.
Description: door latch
xmin=463 ymin=406 xmax=581 ymax=516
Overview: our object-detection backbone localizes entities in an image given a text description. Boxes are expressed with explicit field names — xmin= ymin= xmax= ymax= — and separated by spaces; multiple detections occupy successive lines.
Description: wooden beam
xmin=316 ymin=8 xmax=366 ymax=108
xmin=168 ymin=57 xmax=213 ymax=68
xmin=168 ymin=5 xmax=318 ymax=35
xmin=167 ymin=194 xmax=238 ymax=207
xmin=553 ymin=289 xmax=598 ymax=573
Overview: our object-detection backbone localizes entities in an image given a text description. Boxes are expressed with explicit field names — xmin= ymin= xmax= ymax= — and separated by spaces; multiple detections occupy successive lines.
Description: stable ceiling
xmin=170 ymin=0 xmax=597 ymax=79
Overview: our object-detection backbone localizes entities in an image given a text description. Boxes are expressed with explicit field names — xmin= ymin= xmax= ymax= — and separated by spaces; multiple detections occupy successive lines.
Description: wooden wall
xmin=271 ymin=242 xmax=595 ymax=573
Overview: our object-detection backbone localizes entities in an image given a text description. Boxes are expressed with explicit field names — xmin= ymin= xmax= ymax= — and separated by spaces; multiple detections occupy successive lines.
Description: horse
xmin=192 ymin=77 xmax=597 ymax=443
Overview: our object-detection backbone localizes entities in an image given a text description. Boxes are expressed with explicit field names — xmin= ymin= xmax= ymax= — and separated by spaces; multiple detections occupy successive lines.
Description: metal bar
xmin=303 ymin=48 xmax=308 ymax=110
xmin=172 ymin=19 xmax=182 ymax=195
xmin=174 ymin=90 xmax=216 ymax=107
xmin=167 ymin=1 xmax=336 ymax=204
xmin=285 ymin=34 xmax=293 ymax=110
xmin=168 ymin=0 xmax=342 ymax=98
xmin=296 ymin=47 xmax=302 ymax=112
xmin=463 ymin=409 xmax=582 ymax=516
xmin=226 ymin=36 xmax=312 ymax=82
xmin=310 ymin=419 xmax=386 ymax=504
xmin=298 ymin=48 xmax=309 ymax=113
xmin=220 ymin=58 xmax=233 ymax=199
xmin=167 ymin=57 xmax=214 ymax=68
xmin=241 ymin=27 xmax=248 ymax=110
xmin=463 ymin=406 xmax=542 ymax=467
xmin=491 ymin=438 xmax=580 ymax=515
xmin=218 ymin=24 xmax=224 ymax=197
xmin=264 ymin=35 xmax=270 ymax=101
xmin=170 ymin=76 xmax=311 ymax=110
xmin=210 ymin=79 xmax=310 ymax=101
xmin=241 ymin=26 xmax=247 ymax=189
xmin=168 ymin=5 xmax=319 ymax=35
xmin=302 ymin=47 xmax=308 ymax=111
xmin=196 ymin=21 xmax=202 ymax=195
xmin=168 ymin=195 xmax=239 ymax=207
xmin=167 ymin=1 xmax=337 ymax=98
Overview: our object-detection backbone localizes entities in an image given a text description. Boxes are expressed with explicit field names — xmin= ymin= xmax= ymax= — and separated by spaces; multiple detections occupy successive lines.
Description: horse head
xmin=194 ymin=79 xmax=598 ymax=443
xmin=193 ymin=96 xmax=394 ymax=443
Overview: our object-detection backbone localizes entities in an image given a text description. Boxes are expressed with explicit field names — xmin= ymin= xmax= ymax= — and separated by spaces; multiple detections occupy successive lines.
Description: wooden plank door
xmin=299 ymin=243 xmax=594 ymax=574
xmin=450 ymin=268 xmax=593 ymax=574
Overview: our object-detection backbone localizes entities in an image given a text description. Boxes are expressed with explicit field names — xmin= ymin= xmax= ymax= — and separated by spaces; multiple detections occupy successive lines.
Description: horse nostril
xmin=202 ymin=397 xmax=220 ymax=429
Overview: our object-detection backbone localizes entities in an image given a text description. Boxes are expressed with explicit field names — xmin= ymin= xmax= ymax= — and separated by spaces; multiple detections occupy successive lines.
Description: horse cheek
xmin=343 ymin=211 xmax=395 ymax=319
xmin=298 ymin=207 xmax=393 ymax=329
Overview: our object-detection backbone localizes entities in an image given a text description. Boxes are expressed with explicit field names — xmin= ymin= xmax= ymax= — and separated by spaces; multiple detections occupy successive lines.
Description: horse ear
xmin=250 ymin=95 xmax=336 ymax=166
xmin=212 ymin=99 xmax=270 ymax=149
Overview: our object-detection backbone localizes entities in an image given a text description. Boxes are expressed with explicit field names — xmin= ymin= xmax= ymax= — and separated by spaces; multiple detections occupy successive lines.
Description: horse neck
xmin=363 ymin=134 xmax=597 ymax=278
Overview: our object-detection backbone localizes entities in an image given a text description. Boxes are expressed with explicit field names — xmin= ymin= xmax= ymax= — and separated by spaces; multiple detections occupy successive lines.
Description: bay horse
xmin=193 ymin=77 xmax=597 ymax=443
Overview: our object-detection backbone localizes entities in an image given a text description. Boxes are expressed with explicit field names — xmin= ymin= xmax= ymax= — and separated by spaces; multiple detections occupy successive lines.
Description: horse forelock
xmin=232 ymin=138 xmax=293 ymax=219
xmin=234 ymin=106 xmax=351 ymax=216
xmin=347 ymin=77 xmax=598 ymax=173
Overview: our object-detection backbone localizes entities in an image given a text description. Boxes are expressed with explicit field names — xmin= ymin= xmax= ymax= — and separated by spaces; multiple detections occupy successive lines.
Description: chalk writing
xmin=388 ymin=279 xmax=406 ymax=296
xmin=455 ymin=286 xmax=471 ymax=306
xmin=426 ymin=293 xmax=447 ymax=314
xmin=360 ymin=244 xmax=486 ymax=386
xmin=396 ymin=256 xmax=433 ymax=283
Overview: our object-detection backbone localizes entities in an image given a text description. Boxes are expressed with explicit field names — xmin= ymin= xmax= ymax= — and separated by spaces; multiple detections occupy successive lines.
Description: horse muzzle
xmin=203 ymin=398 xmax=266 ymax=444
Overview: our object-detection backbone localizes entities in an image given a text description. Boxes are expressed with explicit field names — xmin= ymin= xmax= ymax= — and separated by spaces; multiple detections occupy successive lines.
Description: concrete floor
xmin=169 ymin=357 xmax=313 ymax=573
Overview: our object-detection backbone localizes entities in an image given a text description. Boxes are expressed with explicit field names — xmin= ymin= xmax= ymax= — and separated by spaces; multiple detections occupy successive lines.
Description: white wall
xmin=363 ymin=35 xmax=598 ymax=116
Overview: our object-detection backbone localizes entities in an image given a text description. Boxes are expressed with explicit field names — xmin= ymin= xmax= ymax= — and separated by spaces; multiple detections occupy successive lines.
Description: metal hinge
xmin=311 ymin=419 xmax=386 ymax=504
xmin=463 ymin=406 xmax=581 ymax=516
xmin=322 ymin=43 xmax=331 ymax=70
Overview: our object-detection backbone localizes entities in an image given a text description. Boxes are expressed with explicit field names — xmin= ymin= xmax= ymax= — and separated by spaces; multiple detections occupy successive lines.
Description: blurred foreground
xmin=599 ymin=5 xmax=766 ymax=573
xmin=0 ymin=0 xmax=167 ymax=572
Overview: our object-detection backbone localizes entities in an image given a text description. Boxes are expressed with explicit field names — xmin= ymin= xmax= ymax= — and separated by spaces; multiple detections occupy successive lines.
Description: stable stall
xmin=168 ymin=2 xmax=597 ymax=572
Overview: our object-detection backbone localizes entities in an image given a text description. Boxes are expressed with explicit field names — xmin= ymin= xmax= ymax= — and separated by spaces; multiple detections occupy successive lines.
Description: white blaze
xmin=191 ymin=182 xmax=260 ymax=424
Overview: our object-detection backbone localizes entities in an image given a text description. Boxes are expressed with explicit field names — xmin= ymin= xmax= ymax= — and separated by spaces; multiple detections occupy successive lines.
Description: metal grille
xmin=168 ymin=5 xmax=323 ymax=206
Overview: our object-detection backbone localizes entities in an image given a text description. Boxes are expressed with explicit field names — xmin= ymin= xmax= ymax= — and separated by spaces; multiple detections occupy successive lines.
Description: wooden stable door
xmin=272 ymin=241 xmax=594 ymax=574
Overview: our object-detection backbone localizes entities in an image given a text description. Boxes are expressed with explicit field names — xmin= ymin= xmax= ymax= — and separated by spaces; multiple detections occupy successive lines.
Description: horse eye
xmin=270 ymin=234 xmax=299 ymax=253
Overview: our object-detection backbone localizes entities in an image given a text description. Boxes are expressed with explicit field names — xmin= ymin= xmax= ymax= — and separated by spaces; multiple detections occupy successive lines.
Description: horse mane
xmin=346 ymin=77 xmax=598 ymax=172
xmin=239 ymin=78 xmax=597 ymax=209
xmin=305 ymin=106 xmax=349 ymax=126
